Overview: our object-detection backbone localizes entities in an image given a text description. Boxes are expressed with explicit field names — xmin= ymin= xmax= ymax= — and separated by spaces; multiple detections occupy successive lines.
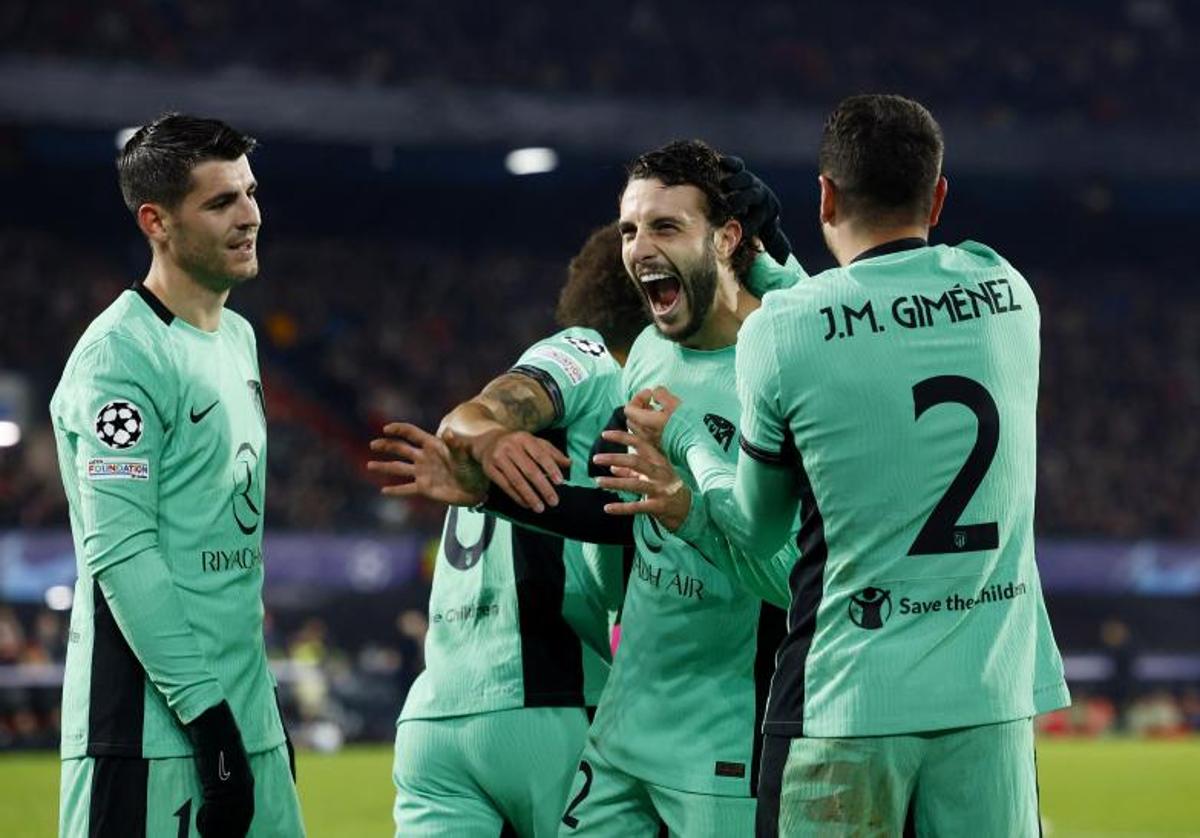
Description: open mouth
xmin=640 ymin=272 xmax=683 ymax=317
xmin=228 ymin=240 xmax=256 ymax=256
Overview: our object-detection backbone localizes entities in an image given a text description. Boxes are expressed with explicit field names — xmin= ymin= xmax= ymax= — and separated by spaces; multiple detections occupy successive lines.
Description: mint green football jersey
xmin=51 ymin=284 xmax=283 ymax=759
xmin=587 ymin=326 xmax=790 ymax=797
xmin=735 ymin=240 xmax=1070 ymax=737
xmin=400 ymin=328 xmax=625 ymax=721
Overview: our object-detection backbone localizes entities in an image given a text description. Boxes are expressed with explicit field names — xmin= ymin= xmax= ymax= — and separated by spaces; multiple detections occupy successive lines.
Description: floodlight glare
xmin=115 ymin=127 xmax=141 ymax=150
xmin=0 ymin=420 xmax=19 ymax=447
xmin=45 ymin=585 xmax=74 ymax=611
xmin=505 ymin=147 xmax=558 ymax=176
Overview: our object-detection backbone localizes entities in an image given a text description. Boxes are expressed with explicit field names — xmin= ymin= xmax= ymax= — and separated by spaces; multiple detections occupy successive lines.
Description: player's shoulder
xmin=221 ymin=305 xmax=258 ymax=346
xmin=63 ymin=290 xmax=168 ymax=379
xmin=517 ymin=326 xmax=618 ymax=380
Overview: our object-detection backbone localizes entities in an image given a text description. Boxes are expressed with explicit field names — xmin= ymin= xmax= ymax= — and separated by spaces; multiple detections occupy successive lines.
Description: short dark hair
xmin=117 ymin=113 xmax=257 ymax=213
xmin=555 ymin=222 xmax=649 ymax=354
xmin=819 ymin=94 xmax=944 ymax=225
xmin=625 ymin=139 xmax=755 ymax=281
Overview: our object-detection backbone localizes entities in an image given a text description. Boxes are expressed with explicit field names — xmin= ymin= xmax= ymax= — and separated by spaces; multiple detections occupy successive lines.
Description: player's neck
xmin=143 ymin=260 xmax=230 ymax=332
xmin=681 ymin=277 xmax=760 ymax=351
xmin=832 ymin=224 xmax=929 ymax=267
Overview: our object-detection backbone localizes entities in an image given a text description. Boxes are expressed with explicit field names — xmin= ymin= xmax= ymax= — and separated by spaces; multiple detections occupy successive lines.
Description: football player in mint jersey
xmin=52 ymin=114 xmax=303 ymax=838
xmin=599 ymin=95 xmax=1070 ymax=837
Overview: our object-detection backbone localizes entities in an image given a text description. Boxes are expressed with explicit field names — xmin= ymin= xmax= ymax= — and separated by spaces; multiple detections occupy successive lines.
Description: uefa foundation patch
xmin=87 ymin=457 xmax=150 ymax=481
xmin=94 ymin=400 xmax=145 ymax=450
xmin=527 ymin=346 xmax=589 ymax=385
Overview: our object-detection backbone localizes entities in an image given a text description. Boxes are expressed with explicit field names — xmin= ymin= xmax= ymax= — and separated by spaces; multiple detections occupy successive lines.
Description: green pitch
xmin=2 ymin=739 xmax=1197 ymax=836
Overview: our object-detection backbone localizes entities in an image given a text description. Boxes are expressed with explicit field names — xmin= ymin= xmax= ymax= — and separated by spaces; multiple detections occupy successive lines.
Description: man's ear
xmin=136 ymin=203 xmax=171 ymax=244
xmin=819 ymin=175 xmax=838 ymax=225
xmin=927 ymin=175 xmax=948 ymax=228
xmin=714 ymin=217 xmax=743 ymax=262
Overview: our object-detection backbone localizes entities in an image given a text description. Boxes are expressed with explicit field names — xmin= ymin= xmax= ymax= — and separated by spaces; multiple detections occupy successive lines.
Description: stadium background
xmin=0 ymin=1 xmax=1198 ymax=834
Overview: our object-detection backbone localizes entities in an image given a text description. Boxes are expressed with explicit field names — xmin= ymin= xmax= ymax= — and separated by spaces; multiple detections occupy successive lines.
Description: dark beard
xmin=668 ymin=241 xmax=719 ymax=343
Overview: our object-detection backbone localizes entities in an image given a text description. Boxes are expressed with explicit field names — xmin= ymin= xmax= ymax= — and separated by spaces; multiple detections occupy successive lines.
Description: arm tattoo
xmin=478 ymin=374 xmax=556 ymax=432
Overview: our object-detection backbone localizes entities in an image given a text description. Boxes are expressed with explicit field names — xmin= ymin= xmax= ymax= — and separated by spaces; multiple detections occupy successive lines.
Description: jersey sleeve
xmin=57 ymin=336 xmax=225 ymax=724
xmin=735 ymin=308 xmax=789 ymax=462
xmin=660 ymin=403 xmax=798 ymax=604
xmin=511 ymin=331 xmax=614 ymax=429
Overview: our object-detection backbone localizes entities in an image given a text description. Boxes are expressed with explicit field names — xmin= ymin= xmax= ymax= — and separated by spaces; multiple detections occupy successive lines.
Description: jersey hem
xmin=591 ymin=740 xmax=755 ymax=799
xmin=69 ymin=731 xmax=286 ymax=761
xmin=762 ymin=701 xmax=1051 ymax=738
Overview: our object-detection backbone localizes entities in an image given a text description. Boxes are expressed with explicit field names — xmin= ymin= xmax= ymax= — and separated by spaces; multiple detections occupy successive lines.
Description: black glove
xmin=274 ymin=688 xmax=296 ymax=782
xmin=185 ymin=701 xmax=256 ymax=837
xmin=720 ymin=155 xmax=792 ymax=264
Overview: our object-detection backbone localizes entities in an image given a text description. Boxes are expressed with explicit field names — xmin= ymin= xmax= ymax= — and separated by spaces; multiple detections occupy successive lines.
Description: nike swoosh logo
xmin=219 ymin=750 xmax=231 ymax=781
xmin=190 ymin=401 xmax=219 ymax=423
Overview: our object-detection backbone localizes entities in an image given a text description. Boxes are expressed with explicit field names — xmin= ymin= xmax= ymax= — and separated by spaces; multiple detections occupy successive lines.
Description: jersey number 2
xmin=907 ymin=375 xmax=1000 ymax=555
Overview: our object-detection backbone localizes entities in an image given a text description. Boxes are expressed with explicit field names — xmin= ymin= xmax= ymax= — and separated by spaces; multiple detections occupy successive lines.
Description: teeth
xmin=640 ymin=273 xmax=672 ymax=283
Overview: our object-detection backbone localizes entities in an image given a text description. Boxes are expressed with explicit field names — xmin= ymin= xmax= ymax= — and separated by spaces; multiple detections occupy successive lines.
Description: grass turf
xmin=2 ymin=738 xmax=1197 ymax=836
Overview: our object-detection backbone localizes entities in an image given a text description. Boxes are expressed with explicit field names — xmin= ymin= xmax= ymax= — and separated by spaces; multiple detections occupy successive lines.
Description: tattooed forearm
xmin=477 ymin=374 xmax=556 ymax=432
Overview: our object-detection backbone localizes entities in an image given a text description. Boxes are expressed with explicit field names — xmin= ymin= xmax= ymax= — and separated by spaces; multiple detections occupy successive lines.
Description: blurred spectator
xmin=3 ymin=0 xmax=1196 ymax=127
xmin=1 ymin=229 xmax=1197 ymax=538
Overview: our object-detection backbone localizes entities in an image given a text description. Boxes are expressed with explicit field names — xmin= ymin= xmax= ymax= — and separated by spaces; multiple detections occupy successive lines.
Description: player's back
xmin=750 ymin=239 xmax=1068 ymax=737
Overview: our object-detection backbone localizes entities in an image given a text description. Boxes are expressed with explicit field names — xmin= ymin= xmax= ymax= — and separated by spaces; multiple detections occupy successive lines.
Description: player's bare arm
xmin=438 ymin=372 xmax=571 ymax=512
xmin=368 ymin=422 xmax=487 ymax=506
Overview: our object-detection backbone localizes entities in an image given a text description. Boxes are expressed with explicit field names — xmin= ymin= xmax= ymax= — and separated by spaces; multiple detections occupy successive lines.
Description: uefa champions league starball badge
xmin=95 ymin=400 xmax=145 ymax=450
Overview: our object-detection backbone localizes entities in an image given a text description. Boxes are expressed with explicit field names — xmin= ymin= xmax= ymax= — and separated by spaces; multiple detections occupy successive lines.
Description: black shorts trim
xmin=754 ymin=734 xmax=790 ymax=837
xmin=88 ymin=580 xmax=146 ymax=756
xmin=89 ymin=756 xmax=149 ymax=838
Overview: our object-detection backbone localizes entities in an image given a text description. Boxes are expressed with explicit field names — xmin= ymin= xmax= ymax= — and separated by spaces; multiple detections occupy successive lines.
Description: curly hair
xmin=625 ymin=139 xmax=755 ymax=281
xmin=555 ymin=222 xmax=649 ymax=354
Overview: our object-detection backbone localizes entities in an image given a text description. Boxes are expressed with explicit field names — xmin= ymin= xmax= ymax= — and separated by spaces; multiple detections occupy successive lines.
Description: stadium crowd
xmin=3 ymin=0 xmax=1196 ymax=126
xmin=2 ymin=602 xmax=1197 ymax=750
xmin=1 ymin=228 xmax=1196 ymax=538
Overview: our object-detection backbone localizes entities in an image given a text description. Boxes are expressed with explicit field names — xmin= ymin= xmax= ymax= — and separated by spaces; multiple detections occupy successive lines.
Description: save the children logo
xmin=848 ymin=586 xmax=892 ymax=630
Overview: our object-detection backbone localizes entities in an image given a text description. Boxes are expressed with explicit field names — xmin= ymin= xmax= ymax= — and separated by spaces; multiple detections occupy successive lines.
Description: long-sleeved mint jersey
xmin=399 ymin=328 xmax=626 ymax=722
xmin=51 ymin=284 xmax=283 ymax=759
xmin=666 ymin=239 xmax=1070 ymax=738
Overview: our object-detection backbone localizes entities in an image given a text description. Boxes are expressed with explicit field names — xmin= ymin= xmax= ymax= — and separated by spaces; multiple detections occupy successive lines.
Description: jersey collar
xmin=851 ymin=237 xmax=928 ymax=264
xmin=130 ymin=280 xmax=175 ymax=326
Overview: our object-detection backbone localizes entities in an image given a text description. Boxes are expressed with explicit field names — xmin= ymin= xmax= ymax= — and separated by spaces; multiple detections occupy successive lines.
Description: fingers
xmin=650 ymin=387 xmax=681 ymax=413
xmin=485 ymin=448 xmax=559 ymax=512
xmin=601 ymin=497 xmax=660 ymax=517
xmin=369 ymin=437 xmax=420 ymax=461
xmin=596 ymin=475 xmax=664 ymax=495
xmin=600 ymin=429 xmax=671 ymax=464
xmin=380 ymin=422 xmax=435 ymax=444
xmin=524 ymin=437 xmax=571 ymax=481
xmin=629 ymin=388 xmax=655 ymax=410
xmin=366 ymin=460 xmax=415 ymax=479
xmin=380 ymin=483 xmax=423 ymax=497
xmin=593 ymin=450 xmax=662 ymax=473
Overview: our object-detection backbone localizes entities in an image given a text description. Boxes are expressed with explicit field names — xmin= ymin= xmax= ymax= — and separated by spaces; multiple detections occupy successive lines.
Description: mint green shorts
xmin=393 ymin=706 xmax=590 ymax=837
xmin=558 ymin=738 xmax=756 ymax=837
xmin=59 ymin=742 xmax=303 ymax=837
xmin=757 ymin=717 xmax=1039 ymax=837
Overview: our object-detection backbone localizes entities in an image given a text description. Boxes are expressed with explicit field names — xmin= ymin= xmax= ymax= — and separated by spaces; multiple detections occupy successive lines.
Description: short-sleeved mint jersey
xmin=51 ymin=285 xmax=282 ymax=759
xmin=400 ymin=328 xmax=625 ymax=721
xmin=587 ymin=325 xmax=787 ymax=797
xmin=736 ymin=240 xmax=1070 ymax=737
